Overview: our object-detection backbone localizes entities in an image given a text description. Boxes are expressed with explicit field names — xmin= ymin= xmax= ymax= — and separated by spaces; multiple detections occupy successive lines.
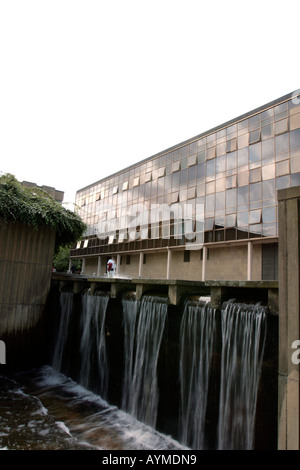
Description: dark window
xmin=126 ymin=255 xmax=131 ymax=265
xmin=262 ymin=244 xmax=278 ymax=280
xmin=184 ymin=250 xmax=190 ymax=262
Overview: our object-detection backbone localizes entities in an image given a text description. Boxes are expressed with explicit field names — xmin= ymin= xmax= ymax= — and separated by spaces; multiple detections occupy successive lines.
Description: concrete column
xmin=138 ymin=252 xmax=143 ymax=278
xmin=116 ymin=254 xmax=121 ymax=276
xmin=81 ymin=258 xmax=86 ymax=275
xmin=247 ymin=241 xmax=253 ymax=281
xmin=202 ymin=246 xmax=207 ymax=281
xmin=97 ymin=256 xmax=102 ymax=277
xmin=166 ymin=247 xmax=172 ymax=280
xmin=277 ymin=186 xmax=300 ymax=450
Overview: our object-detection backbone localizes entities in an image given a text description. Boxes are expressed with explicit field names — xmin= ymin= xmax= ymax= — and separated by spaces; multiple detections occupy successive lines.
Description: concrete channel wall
xmin=278 ymin=186 xmax=300 ymax=450
xmin=0 ymin=221 xmax=56 ymax=369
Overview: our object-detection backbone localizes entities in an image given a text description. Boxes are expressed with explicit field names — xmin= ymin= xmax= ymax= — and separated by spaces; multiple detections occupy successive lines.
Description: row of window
xmin=78 ymin=128 xmax=300 ymax=209
xmin=77 ymin=101 xmax=300 ymax=201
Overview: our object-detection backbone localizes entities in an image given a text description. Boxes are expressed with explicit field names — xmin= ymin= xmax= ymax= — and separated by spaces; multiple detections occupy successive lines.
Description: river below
xmin=0 ymin=365 xmax=188 ymax=451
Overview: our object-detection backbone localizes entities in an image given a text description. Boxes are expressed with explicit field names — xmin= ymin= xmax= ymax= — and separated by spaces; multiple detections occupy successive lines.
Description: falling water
xmin=179 ymin=297 xmax=216 ymax=450
xmin=121 ymin=298 xmax=140 ymax=411
xmin=217 ymin=301 xmax=267 ymax=450
xmin=79 ymin=292 xmax=110 ymax=399
xmin=52 ymin=291 xmax=73 ymax=372
xmin=121 ymin=296 xmax=168 ymax=428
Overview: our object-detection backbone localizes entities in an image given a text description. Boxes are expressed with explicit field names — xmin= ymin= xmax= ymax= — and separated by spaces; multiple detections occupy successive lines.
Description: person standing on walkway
xmin=107 ymin=257 xmax=116 ymax=277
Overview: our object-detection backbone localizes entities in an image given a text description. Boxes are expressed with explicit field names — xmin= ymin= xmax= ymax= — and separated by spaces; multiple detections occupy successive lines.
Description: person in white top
xmin=107 ymin=257 xmax=116 ymax=277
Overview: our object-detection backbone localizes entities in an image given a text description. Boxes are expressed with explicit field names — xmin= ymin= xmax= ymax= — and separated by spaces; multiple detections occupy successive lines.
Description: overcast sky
xmin=0 ymin=0 xmax=299 ymax=207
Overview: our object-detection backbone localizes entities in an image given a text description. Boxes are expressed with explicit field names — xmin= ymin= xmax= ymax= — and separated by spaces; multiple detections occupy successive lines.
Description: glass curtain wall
xmin=73 ymin=95 xmax=300 ymax=256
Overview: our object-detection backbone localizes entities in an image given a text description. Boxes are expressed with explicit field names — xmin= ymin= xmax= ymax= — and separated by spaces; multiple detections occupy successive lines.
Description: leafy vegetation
xmin=53 ymin=245 xmax=82 ymax=272
xmin=0 ymin=173 xmax=86 ymax=251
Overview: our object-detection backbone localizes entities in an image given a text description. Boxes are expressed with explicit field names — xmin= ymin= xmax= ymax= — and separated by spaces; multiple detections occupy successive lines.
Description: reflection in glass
xmin=226 ymin=151 xmax=237 ymax=170
xmin=249 ymin=142 xmax=261 ymax=162
xmin=206 ymin=160 xmax=215 ymax=177
xmin=262 ymin=179 xmax=275 ymax=199
xmin=250 ymin=182 xmax=261 ymax=202
xmin=216 ymin=191 xmax=225 ymax=211
xmin=262 ymin=164 xmax=275 ymax=181
xmin=226 ymin=188 xmax=236 ymax=207
xmin=237 ymin=211 xmax=248 ymax=226
xmin=262 ymin=139 xmax=274 ymax=159
xmin=249 ymin=209 xmax=261 ymax=224
xmin=263 ymin=206 xmax=276 ymax=223
xmin=205 ymin=194 xmax=215 ymax=214
xmin=249 ymin=129 xmax=261 ymax=144
xmin=238 ymin=186 xmax=249 ymax=206
xmin=225 ymin=214 xmax=236 ymax=227
xmin=275 ymin=133 xmax=289 ymax=155
xmin=238 ymin=148 xmax=249 ymax=166
xmin=290 ymin=128 xmax=300 ymax=149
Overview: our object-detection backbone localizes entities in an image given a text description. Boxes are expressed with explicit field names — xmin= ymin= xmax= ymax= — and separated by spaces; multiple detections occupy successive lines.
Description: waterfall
xmin=121 ymin=298 xmax=140 ymax=411
xmin=217 ymin=302 xmax=267 ymax=450
xmin=51 ymin=288 xmax=271 ymax=449
xmin=179 ymin=297 xmax=216 ymax=450
xmin=79 ymin=292 xmax=110 ymax=399
xmin=121 ymin=296 xmax=168 ymax=428
xmin=52 ymin=291 xmax=73 ymax=372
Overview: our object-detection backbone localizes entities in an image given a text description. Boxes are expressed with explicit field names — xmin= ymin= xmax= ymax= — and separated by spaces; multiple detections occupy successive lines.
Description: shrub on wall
xmin=0 ymin=173 xmax=86 ymax=251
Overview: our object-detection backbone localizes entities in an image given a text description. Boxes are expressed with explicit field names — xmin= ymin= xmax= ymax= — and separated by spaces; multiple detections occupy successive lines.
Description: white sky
xmin=0 ymin=0 xmax=299 ymax=208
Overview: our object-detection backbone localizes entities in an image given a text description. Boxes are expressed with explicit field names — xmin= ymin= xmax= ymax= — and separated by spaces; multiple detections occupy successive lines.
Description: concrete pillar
xmin=247 ymin=241 xmax=253 ymax=281
xmin=202 ymin=246 xmax=207 ymax=281
xmin=81 ymin=258 xmax=86 ymax=275
xmin=166 ymin=247 xmax=172 ymax=280
xmin=138 ymin=252 xmax=143 ymax=278
xmin=116 ymin=254 xmax=121 ymax=276
xmin=97 ymin=256 xmax=102 ymax=277
xmin=277 ymin=186 xmax=300 ymax=450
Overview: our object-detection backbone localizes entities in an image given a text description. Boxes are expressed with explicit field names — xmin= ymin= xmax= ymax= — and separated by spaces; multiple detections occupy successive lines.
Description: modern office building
xmin=70 ymin=91 xmax=300 ymax=281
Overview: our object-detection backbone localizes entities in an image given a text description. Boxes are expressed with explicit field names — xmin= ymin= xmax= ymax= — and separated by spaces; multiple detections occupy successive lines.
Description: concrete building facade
xmin=71 ymin=91 xmax=300 ymax=281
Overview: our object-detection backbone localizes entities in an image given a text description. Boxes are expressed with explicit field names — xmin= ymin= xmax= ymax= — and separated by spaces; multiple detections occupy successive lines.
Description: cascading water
xmin=49 ymin=288 xmax=271 ymax=450
xmin=179 ymin=297 xmax=216 ymax=450
xmin=79 ymin=292 xmax=110 ymax=399
xmin=52 ymin=291 xmax=74 ymax=372
xmin=217 ymin=301 xmax=267 ymax=450
xmin=121 ymin=295 xmax=168 ymax=428
xmin=121 ymin=298 xmax=140 ymax=411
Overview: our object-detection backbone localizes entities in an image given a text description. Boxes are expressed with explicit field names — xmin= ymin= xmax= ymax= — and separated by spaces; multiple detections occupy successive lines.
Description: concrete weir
xmin=53 ymin=273 xmax=278 ymax=313
xmin=50 ymin=272 xmax=279 ymax=449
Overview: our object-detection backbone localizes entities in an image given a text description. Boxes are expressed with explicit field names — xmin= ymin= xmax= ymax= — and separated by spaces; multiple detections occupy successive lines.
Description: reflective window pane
xmin=261 ymin=123 xmax=274 ymax=141
xmin=275 ymin=133 xmax=289 ymax=154
xmin=216 ymin=191 xmax=225 ymax=211
xmin=206 ymin=160 xmax=215 ymax=176
xmin=249 ymin=142 xmax=261 ymax=163
xmin=262 ymin=179 xmax=275 ymax=199
xmin=250 ymin=182 xmax=261 ymax=202
xmin=262 ymin=139 xmax=274 ymax=159
xmin=238 ymin=186 xmax=249 ymax=205
xmin=227 ymin=151 xmax=237 ymax=170
xmin=216 ymin=155 xmax=226 ymax=173
xmin=290 ymin=128 xmax=300 ymax=149
xmin=226 ymin=188 xmax=236 ymax=207
xmin=238 ymin=148 xmax=249 ymax=166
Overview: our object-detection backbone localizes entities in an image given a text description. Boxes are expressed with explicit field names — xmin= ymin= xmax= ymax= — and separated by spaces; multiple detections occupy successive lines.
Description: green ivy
xmin=0 ymin=173 xmax=86 ymax=250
